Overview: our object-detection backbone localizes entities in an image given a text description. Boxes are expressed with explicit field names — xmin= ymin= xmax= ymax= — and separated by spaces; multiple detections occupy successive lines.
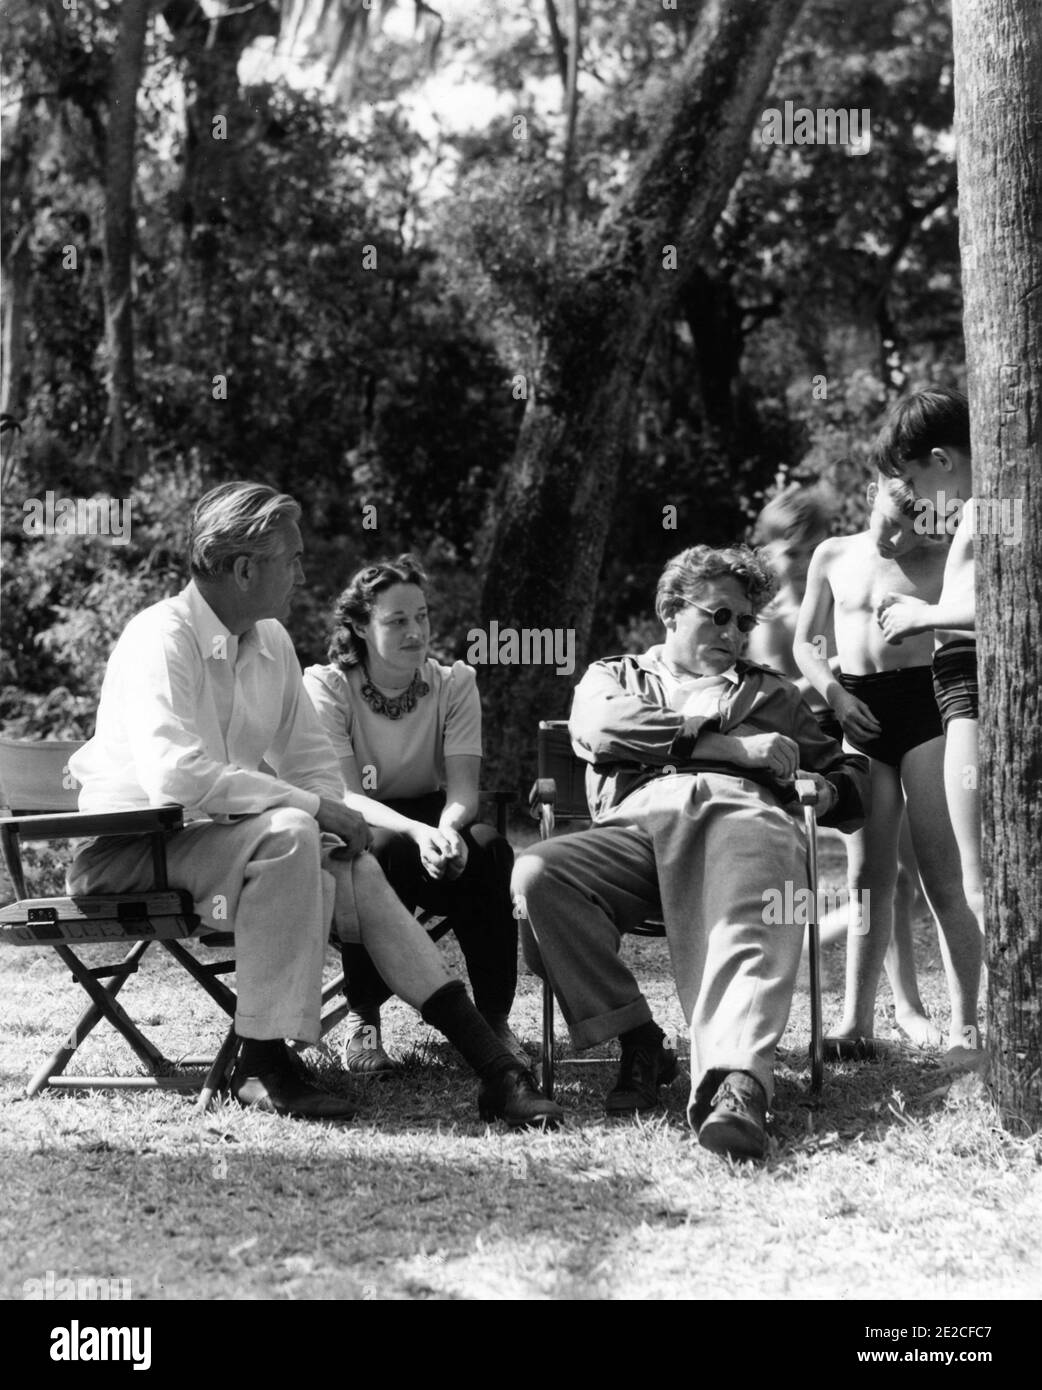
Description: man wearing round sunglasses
xmin=513 ymin=545 xmax=870 ymax=1160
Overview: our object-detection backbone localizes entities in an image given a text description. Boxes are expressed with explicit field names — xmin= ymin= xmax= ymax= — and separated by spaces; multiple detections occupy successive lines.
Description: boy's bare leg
xmin=884 ymin=812 xmax=944 ymax=1048
xmin=901 ymin=737 xmax=983 ymax=1057
xmin=943 ymin=718 xmax=984 ymax=936
xmin=831 ymin=760 xmax=902 ymax=1041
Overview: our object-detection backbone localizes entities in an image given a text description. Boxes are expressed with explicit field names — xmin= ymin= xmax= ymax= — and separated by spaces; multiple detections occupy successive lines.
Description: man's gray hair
xmin=189 ymin=482 xmax=301 ymax=580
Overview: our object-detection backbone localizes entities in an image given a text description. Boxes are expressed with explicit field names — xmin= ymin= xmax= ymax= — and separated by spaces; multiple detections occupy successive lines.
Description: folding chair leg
xmin=160 ymin=939 xmax=237 ymax=1016
xmin=541 ymin=976 xmax=556 ymax=1100
xmin=25 ymin=940 xmax=152 ymax=1096
xmin=318 ymin=970 xmax=349 ymax=1040
xmin=196 ymin=1025 xmax=240 ymax=1113
xmin=803 ymin=802 xmax=824 ymax=1094
xmin=53 ymin=942 xmax=170 ymax=1076
xmin=808 ymin=918 xmax=823 ymax=1095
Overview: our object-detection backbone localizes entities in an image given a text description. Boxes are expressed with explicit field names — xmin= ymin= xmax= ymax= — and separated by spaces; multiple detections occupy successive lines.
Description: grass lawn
xmin=1 ymin=824 xmax=1039 ymax=1302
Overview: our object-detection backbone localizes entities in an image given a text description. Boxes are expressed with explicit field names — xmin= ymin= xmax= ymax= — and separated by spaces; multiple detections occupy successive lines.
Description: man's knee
xmin=261 ymin=806 xmax=322 ymax=856
xmin=349 ymin=849 xmax=399 ymax=904
xmin=510 ymin=849 xmax=555 ymax=923
xmin=467 ymin=822 xmax=514 ymax=870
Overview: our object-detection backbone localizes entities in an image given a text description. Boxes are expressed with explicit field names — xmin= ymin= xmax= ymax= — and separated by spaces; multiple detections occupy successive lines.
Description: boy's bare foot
xmin=894 ymin=1008 xmax=945 ymax=1049
xmin=939 ymin=1044 xmax=988 ymax=1074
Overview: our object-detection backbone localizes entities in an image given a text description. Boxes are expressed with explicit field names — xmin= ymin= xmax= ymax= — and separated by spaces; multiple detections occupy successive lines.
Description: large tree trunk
xmin=477 ymin=0 xmax=806 ymax=788
xmin=161 ymin=1 xmax=279 ymax=266
xmin=160 ymin=0 xmax=279 ymax=371
xmin=1 ymin=226 xmax=32 ymax=423
xmin=953 ymin=0 xmax=1042 ymax=1133
xmin=101 ymin=0 xmax=151 ymax=485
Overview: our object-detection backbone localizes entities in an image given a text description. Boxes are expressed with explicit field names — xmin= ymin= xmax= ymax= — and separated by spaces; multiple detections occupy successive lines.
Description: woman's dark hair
xmin=328 ymin=554 xmax=428 ymax=669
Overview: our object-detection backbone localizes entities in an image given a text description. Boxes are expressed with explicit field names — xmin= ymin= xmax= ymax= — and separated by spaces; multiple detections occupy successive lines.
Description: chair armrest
xmin=0 ymin=806 xmax=185 ymax=842
xmin=528 ymin=778 xmax=557 ymax=818
xmin=480 ymin=789 xmax=516 ymax=836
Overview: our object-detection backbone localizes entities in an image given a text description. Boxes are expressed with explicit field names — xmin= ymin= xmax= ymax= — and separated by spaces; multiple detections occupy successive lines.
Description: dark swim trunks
xmin=837 ymin=666 xmax=943 ymax=768
xmin=932 ymin=638 xmax=979 ymax=728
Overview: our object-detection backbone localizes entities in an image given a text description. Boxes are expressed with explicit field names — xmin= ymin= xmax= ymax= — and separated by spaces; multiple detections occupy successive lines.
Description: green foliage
xmin=0 ymin=0 xmax=968 ymax=750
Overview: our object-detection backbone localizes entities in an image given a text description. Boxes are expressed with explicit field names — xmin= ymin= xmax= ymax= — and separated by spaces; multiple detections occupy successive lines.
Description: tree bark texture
xmin=953 ymin=0 xmax=1042 ymax=1132
xmin=102 ymin=0 xmax=150 ymax=484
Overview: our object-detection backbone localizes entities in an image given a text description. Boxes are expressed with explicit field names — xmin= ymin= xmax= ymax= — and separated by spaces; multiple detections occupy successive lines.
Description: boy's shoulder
xmin=812 ymin=532 xmax=865 ymax=569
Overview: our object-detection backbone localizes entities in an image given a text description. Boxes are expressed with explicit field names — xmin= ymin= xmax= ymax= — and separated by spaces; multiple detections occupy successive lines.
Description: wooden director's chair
xmin=528 ymin=721 xmax=825 ymax=1100
xmin=0 ymin=737 xmax=516 ymax=1110
xmin=0 ymin=738 xmax=351 ymax=1109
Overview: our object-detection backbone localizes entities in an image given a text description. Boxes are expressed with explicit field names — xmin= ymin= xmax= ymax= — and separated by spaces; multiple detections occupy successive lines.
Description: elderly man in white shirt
xmin=67 ymin=482 xmax=561 ymax=1128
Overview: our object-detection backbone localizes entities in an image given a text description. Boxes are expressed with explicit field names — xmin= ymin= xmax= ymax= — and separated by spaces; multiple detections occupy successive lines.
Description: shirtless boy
xmin=872 ymin=388 xmax=982 ymax=1061
xmin=751 ymin=484 xmax=936 ymax=1042
xmin=795 ymin=472 xmax=981 ymax=1058
xmin=750 ymin=484 xmax=833 ymax=707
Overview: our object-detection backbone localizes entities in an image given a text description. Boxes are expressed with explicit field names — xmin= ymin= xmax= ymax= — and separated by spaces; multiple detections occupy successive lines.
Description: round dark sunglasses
xmin=688 ymin=602 xmax=758 ymax=634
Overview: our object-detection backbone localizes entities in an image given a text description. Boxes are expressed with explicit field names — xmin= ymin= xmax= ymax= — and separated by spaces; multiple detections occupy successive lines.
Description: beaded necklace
xmin=359 ymin=664 xmax=430 ymax=720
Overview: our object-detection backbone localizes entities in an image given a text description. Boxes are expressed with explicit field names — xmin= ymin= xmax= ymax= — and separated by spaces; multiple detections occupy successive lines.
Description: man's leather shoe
xmin=697 ymin=1071 xmax=767 ymax=1160
xmin=342 ymin=1025 xmax=400 ymax=1076
xmin=605 ymin=1040 xmax=678 ymax=1115
xmin=231 ymin=1065 xmax=358 ymax=1120
xmin=478 ymin=1066 xmax=564 ymax=1129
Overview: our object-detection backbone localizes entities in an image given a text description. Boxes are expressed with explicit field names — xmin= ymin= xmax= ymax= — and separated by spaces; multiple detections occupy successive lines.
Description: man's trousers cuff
xmin=567 ymin=997 xmax=653 ymax=1051
xmin=235 ymin=1009 xmax=320 ymax=1047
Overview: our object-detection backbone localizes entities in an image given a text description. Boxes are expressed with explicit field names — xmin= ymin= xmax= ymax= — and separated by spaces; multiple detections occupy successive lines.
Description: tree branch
xmin=544 ymin=0 xmax=568 ymax=90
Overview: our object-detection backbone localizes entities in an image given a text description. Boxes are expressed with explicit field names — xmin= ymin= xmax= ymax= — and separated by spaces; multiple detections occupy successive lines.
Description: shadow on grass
xmin=0 ymin=1124 xmax=709 ymax=1301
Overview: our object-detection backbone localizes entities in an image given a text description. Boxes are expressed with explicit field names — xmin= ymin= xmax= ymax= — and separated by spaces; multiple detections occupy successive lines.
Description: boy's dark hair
xmin=875 ymin=472 xmax=919 ymax=519
xmin=752 ymin=482 xmax=831 ymax=545
xmin=328 ymin=554 xmax=428 ymax=669
xmin=871 ymin=387 xmax=970 ymax=478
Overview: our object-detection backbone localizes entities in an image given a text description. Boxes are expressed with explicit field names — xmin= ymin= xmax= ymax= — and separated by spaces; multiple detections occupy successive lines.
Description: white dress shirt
xmin=69 ymin=582 xmax=342 ymax=820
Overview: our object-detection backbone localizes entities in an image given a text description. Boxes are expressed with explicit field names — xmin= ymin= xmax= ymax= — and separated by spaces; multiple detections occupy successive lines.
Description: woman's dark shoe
xmin=478 ymin=1066 xmax=564 ymax=1129
xmin=697 ymin=1071 xmax=767 ymax=1160
xmin=342 ymin=1023 xmax=400 ymax=1076
xmin=605 ymin=1040 xmax=678 ymax=1114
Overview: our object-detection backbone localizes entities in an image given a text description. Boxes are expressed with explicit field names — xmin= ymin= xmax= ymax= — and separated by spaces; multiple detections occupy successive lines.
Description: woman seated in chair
xmin=303 ymin=555 xmax=524 ymax=1074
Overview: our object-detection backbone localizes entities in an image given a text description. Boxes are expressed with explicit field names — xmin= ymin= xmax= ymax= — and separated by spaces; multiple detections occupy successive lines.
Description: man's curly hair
xmin=655 ymin=545 xmax=778 ymax=625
